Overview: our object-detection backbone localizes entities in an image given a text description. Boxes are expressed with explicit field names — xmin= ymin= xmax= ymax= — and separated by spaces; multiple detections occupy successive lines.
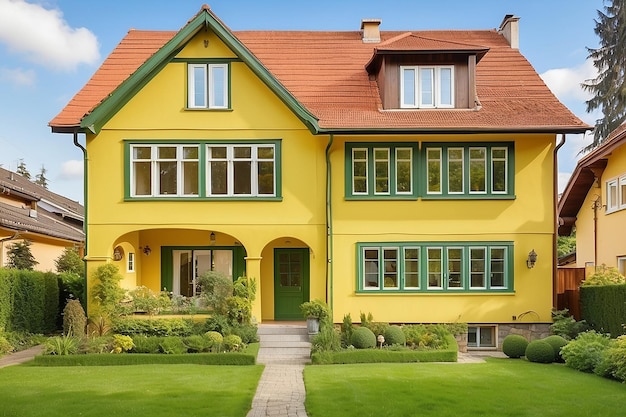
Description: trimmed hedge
xmin=580 ymin=284 xmax=626 ymax=338
xmin=525 ymin=340 xmax=555 ymax=363
xmin=312 ymin=335 xmax=458 ymax=364
xmin=502 ymin=334 xmax=528 ymax=358
xmin=0 ymin=268 xmax=60 ymax=333
xmin=33 ymin=352 xmax=256 ymax=366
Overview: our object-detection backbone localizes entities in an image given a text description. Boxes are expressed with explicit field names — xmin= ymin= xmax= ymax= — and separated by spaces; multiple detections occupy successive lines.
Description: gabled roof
xmin=49 ymin=6 xmax=590 ymax=135
xmin=558 ymin=124 xmax=626 ymax=236
xmin=0 ymin=167 xmax=84 ymax=242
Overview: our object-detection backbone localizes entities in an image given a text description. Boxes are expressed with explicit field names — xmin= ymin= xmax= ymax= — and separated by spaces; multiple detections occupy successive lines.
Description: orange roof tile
xmin=49 ymin=22 xmax=589 ymax=133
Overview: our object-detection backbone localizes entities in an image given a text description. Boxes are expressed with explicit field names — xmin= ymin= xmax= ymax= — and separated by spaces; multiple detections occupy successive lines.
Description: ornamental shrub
xmin=45 ymin=335 xmax=79 ymax=355
xmin=543 ymin=335 xmax=568 ymax=362
xmin=311 ymin=321 xmax=341 ymax=353
xmin=582 ymin=265 xmax=626 ymax=286
xmin=350 ymin=326 xmax=376 ymax=349
xmin=111 ymin=334 xmax=134 ymax=353
xmin=594 ymin=335 xmax=626 ymax=381
xmin=63 ymin=299 xmax=86 ymax=336
xmin=131 ymin=335 xmax=162 ymax=353
xmin=204 ymin=331 xmax=223 ymax=352
xmin=0 ymin=335 xmax=13 ymax=354
xmin=502 ymin=334 xmax=529 ymax=358
xmin=550 ymin=309 xmax=588 ymax=340
xmin=525 ymin=340 xmax=555 ymax=363
xmin=341 ymin=313 xmax=353 ymax=347
xmin=91 ymin=264 xmax=125 ymax=315
xmin=223 ymin=334 xmax=243 ymax=352
xmin=561 ymin=331 xmax=611 ymax=373
xmin=159 ymin=337 xmax=187 ymax=354
xmin=403 ymin=324 xmax=450 ymax=349
xmin=184 ymin=335 xmax=210 ymax=353
xmin=384 ymin=325 xmax=406 ymax=346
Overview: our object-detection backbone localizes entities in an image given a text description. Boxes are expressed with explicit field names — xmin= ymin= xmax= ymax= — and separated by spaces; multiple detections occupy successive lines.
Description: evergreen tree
xmin=6 ymin=240 xmax=38 ymax=270
xmin=16 ymin=159 xmax=31 ymax=180
xmin=54 ymin=247 xmax=83 ymax=275
xmin=582 ymin=0 xmax=626 ymax=150
xmin=34 ymin=165 xmax=49 ymax=189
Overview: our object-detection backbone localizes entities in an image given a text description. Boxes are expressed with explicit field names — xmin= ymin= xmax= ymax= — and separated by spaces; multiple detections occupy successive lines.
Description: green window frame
xmin=356 ymin=241 xmax=513 ymax=293
xmin=422 ymin=142 xmax=514 ymax=199
xmin=345 ymin=143 xmax=418 ymax=199
xmin=125 ymin=140 xmax=281 ymax=200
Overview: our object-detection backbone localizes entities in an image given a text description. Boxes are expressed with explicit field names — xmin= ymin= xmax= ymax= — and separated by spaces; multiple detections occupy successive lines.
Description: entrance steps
xmin=256 ymin=322 xmax=312 ymax=364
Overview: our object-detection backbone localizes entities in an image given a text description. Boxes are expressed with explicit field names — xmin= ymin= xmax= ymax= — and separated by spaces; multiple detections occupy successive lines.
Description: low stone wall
xmin=497 ymin=323 xmax=552 ymax=350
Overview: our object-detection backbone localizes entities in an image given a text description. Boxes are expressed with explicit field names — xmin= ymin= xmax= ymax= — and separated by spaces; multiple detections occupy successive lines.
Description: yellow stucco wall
xmin=576 ymin=145 xmax=626 ymax=270
xmin=83 ymin=27 xmax=558 ymax=326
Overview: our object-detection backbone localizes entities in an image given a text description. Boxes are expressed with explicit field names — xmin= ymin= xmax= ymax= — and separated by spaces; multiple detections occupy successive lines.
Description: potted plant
xmin=300 ymin=299 xmax=329 ymax=334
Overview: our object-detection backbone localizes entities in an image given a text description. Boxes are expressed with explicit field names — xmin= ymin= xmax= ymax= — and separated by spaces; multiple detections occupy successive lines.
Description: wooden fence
xmin=556 ymin=268 xmax=585 ymax=320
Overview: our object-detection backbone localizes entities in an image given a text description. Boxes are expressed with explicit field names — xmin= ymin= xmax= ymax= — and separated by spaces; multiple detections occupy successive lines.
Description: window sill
xmin=184 ymin=107 xmax=233 ymax=112
xmin=355 ymin=289 xmax=515 ymax=295
xmin=125 ymin=196 xmax=283 ymax=202
xmin=421 ymin=194 xmax=516 ymax=200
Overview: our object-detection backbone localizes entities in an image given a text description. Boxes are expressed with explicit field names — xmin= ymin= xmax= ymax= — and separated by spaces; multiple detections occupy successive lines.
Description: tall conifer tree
xmin=583 ymin=0 xmax=626 ymax=150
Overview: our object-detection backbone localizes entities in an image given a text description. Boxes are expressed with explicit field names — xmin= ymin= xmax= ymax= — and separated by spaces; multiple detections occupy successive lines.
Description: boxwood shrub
xmin=384 ymin=325 xmax=406 ymax=346
xmin=502 ymin=334 xmax=528 ymax=358
xmin=543 ymin=335 xmax=568 ymax=362
xmin=350 ymin=327 xmax=376 ymax=349
xmin=525 ymin=340 xmax=555 ymax=363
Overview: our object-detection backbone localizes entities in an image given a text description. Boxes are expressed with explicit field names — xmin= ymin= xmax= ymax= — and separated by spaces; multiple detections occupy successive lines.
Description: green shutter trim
xmin=80 ymin=8 xmax=319 ymax=135
xmin=161 ymin=247 xmax=173 ymax=292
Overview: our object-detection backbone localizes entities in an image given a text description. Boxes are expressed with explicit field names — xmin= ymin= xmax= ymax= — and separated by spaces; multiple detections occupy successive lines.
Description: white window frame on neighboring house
xmin=606 ymin=174 xmax=626 ymax=213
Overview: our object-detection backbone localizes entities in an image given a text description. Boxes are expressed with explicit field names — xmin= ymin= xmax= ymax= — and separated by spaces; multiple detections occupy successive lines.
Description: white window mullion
xmin=250 ymin=146 xmax=259 ymax=196
xmin=227 ymin=147 xmax=235 ymax=196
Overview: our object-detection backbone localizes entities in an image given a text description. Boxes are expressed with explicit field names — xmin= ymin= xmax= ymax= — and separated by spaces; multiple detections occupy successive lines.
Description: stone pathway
xmin=0 ymin=345 xmax=44 ymax=368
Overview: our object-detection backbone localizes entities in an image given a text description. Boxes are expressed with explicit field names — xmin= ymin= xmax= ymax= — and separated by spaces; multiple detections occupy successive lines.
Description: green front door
xmin=274 ymin=248 xmax=309 ymax=320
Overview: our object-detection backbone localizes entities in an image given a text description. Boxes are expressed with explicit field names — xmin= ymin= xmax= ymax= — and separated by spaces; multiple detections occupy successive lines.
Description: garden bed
xmin=311 ymin=335 xmax=458 ymax=364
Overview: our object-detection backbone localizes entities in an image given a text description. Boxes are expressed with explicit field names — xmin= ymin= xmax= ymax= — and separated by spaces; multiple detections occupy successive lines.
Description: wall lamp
xmin=527 ymin=249 xmax=537 ymax=269
xmin=210 ymin=231 xmax=216 ymax=246
xmin=142 ymin=245 xmax=151 ymax=256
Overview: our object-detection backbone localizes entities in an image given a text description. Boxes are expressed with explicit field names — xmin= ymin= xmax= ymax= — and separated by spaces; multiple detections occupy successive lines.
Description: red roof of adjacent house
xmin=49 ymin=15 xmax=589 ymax=133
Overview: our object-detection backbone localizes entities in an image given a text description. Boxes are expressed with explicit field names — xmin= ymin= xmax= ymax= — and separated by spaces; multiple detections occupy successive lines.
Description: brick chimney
xmin=498 ymin=15 xmax=519 ymax=49
xmin=361 ymin=19 xmax=381 ymax=43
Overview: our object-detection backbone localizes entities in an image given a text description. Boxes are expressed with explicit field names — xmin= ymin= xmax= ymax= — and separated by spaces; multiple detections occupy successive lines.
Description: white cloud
xmin=0 ymin=0 xmax=100 ymax=71
xmin=59 ymin=159 xmax=83 ymax=180
xmin=540 ymin=59 xmax=597 ymax=102
xmin=0 ymin=66 xmax=35 ymax=85
xmin=558 ymin=172 xmax=572 ymax=194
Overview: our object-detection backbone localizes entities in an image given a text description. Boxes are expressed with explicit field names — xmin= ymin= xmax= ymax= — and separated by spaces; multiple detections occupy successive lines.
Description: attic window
xmin=187 ymin=63 xmax=229 ymax=109
xmin=400 ymin=65 xmax=454 ymax=109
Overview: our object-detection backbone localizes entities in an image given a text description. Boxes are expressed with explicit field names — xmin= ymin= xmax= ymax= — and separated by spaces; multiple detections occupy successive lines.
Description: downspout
xmin=73 ymin=129 xmax=88 ymax=311
xmin=553 ymin=133 xmax=566 ymax=308
xmin=325 ymin=134 xmax=334 ymax=314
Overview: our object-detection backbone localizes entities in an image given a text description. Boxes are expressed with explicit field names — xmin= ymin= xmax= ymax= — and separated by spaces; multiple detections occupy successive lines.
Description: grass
xmin=304 ymin=358 xmax=626 ymax=417
xmin=0 ymin=364 xmax=264 ymax=417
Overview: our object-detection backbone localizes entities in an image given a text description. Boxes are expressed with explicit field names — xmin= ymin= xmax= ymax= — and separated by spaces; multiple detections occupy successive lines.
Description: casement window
xmin=468 ymin=326 xmax=497 ymax=348
xmin=207 ymin=144 xmax=276 ymax=197
xmin=127 ymin=252 xmax=135 ymax=273
xmin=423 ymin=143 xmax=513 ymax=198
xmin=606 ymin=174 xmax=626 ymax=213
xmin=126 ymin=141 xmax=280 ymax=200
xmin=130 ymin=144 xmax=200 ymax=197
xmin=357 ymin=242 xmax=513 ymax=292
xmin=618 ymin=256 xmax=626 ymax=276
xmin=400 ymin=66 xmax=454 ymax=108
xmin=187 ymin=63 xmax=229 ymax=109
xmin=346 ymin=143 xmax=418 ymax=198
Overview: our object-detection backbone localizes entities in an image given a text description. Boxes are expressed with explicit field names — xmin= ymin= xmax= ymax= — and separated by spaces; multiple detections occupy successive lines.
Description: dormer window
xmin=400 ymin=65 xmax=454 ymax=109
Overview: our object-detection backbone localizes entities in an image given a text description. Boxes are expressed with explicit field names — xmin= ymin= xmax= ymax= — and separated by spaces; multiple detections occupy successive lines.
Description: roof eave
xmin=76 ymin=8 xmax=320 ymax=135
xmin=318 ymin=126 xmax=592 ymax=135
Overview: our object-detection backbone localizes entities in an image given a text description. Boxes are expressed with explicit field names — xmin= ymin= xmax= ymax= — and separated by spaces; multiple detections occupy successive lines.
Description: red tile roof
xmin=49 ymin=19 xmax=589 ymax=133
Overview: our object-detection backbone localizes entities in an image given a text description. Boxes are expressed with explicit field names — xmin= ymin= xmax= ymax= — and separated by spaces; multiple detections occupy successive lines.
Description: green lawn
xmin=304 ymin=358 xmax=626 ymax=417
xmin=0 ymin=364 xmax=263 ymax=417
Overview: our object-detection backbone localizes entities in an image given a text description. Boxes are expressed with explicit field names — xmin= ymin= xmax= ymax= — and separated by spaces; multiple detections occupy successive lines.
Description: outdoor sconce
xmin=113 ymin=246 xmax=123 ymax=261
xmin=527 ymin=249 xmax=537 ymax=269
xmin=142 ymin=245 xmax=151 ymax=256
xmin=210 ymin=231 xmax=216 ymax=246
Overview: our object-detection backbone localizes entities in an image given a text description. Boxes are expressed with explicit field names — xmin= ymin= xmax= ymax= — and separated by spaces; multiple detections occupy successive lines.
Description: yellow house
xmin=559 ymin=124 xmax=626 ymax=276
xmin=0 ymin=167 xmax=84 ymax=271
xmin=50 ymin=7 xmax=588 ymax=348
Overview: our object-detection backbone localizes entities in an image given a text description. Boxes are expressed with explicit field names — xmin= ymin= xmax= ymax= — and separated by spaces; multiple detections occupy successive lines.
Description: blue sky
xmin=0 ymin=0 xmax=603 ymax=203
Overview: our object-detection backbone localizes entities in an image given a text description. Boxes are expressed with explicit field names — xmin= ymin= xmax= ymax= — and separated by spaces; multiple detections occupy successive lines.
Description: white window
xmin=610 ymin=174 xmax=626 ymax=212
xmin=206 ymin=144 xmax=275 ymax=197
xmin=188 ymin=63 xmax=229 ymax=109
xmin=468 ymin=326 xmax=497 ymax=348
xmin=401 ymin=66 xmax=454 ymax=109
xmin=127 ymin=252 xmax=135 ymax=273
xmin=618 ymin=256 xmax=626 ymax=276
xmin=130 ymin=144 xmax=199 ymax=197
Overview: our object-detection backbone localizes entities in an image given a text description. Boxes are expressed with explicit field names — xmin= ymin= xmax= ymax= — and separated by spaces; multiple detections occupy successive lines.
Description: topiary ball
xmin=223 ymin=334 xmax=243 ymax=352
xmin=384 ymin=325 xmax=406 ymax=346
xmin=525 ymin=340 xmax=555 ymax=363
xmin=502 ymin=334 xmax=529 ymax=358
xmin=543 ymin=335 xmax=568 ymax=362
xmin=350 ymin=326 xmax=376 ymax=349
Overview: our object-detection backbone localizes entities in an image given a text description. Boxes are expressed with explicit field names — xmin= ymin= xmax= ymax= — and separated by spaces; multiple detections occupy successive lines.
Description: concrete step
xmin=258 ymin=346 xmax=311 ymax=355
xmin=258 ymin=334 xmax=310 ymax=343
xmin=259 ymin=340 xmax=311 ymax=348
xmin=257 ymin=324 xmax=308 ymax=336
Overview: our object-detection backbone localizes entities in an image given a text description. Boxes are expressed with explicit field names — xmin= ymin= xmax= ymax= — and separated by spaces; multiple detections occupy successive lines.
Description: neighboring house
xmin=0 ymin=167 xmax=84 ymax=271
xmin=50 ymin=7 xmax=588 ymax=348
xmin=558 ymin=123 xmax=626 ymax=275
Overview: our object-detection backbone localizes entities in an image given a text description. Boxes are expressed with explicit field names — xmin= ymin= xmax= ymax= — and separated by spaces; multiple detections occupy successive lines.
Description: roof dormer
xmin=366 ymin=32 xmax=489 ymax=110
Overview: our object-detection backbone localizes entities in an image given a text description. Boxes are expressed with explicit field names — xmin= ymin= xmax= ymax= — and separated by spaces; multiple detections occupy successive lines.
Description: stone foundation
xmin=496 ymin=323 xmax=552 ymax=350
